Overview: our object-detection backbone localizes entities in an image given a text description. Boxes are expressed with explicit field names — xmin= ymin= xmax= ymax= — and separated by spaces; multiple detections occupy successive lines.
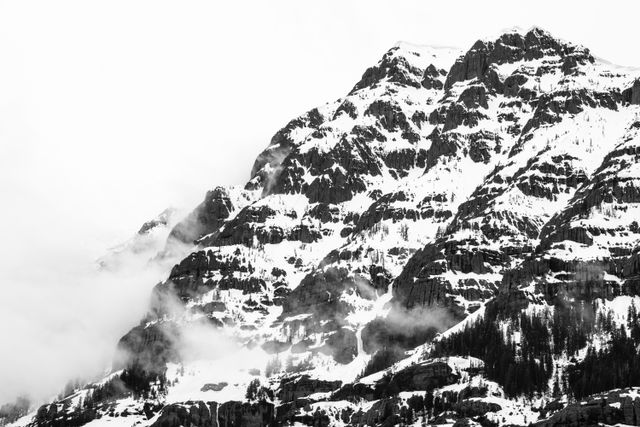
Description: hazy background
xmin=1 ymin=0 xmax=638 ymax=406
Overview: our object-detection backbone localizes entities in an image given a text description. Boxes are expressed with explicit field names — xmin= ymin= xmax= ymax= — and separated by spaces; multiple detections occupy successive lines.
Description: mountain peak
xmin=445 ymin=25 xmax=594 ymax=90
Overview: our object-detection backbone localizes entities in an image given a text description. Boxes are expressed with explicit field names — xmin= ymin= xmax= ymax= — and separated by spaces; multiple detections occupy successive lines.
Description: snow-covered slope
xmin=14 ymin=27 xmax=640 ymax=427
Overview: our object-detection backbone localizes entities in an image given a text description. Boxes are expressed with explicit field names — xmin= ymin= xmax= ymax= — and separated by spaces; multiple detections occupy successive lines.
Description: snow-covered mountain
xmin=12 ymin=27 xmax=640 ymax=427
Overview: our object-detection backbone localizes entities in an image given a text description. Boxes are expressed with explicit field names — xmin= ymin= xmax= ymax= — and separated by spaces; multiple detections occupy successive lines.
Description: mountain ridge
xmin=7 ymin=26 xmax=640 ymax=427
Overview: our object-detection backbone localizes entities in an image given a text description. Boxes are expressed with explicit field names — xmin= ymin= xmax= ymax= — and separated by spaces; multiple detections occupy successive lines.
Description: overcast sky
xmin=0 ymin=0 xmax=638 ymax=405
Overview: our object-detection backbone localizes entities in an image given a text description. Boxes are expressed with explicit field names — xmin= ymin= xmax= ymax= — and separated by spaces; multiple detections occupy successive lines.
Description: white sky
xmin=0 ymin=0 xmax=638 ymax=405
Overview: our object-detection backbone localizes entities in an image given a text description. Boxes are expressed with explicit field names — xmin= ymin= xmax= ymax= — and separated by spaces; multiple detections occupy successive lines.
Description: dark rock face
xmin=352 ymin=191 xmax=422 ymax=233
xmin=540 ymin=120 xmax=640 ymax=249
xmin=282 ymin=267 xmax=382 ymax=320
xmin=445 ymin=28 xmax=593 ymax=90
xmin=306 ymin=373 xmax=501 ymax=427
xmin=392 ymin=240 xmax=500 ymax=311
xmin=429 ymin=102 xmax=487 ymax=132
xmin=307 ymin=203 xmax=341 ymax=224
xmin=152 ymin=401 xmax=275 ymax=427
xmin=515 ymin=155 xmax=588 ymax=201
xmin=459 ymin=85 xmax=489 ymax=109
xmin=168 ymin=187 xmax=234 ymax=245
xmin=378 ymin=360 xmax=460 ymax=392
xmin=623 ymin=79 xmax=640 ymax=105
xmin=351 ymin=124 xmax=387 ymax=143
xmin=330 ymin=383 xmax=376 ymax=402
xmin=203 ymin=205 xmax=278 ymax=246
xmin=633 ymin=80 xmax=640 ymax=105
xmin=452 ymin=153 xmax=585 ymax=241
xmin=32 ymin=403 xmax=97 ymax=427
xmin=278 ymin=375 xmax=342 ymax=403
xmin=201 ymin=383 xmax=228 ymax=392
xmin=247 ymin=108 xmax=325 ymax=191
xmin=157 ymin=249 xmax=255 ymax=304
xmin=333 ymin=99 xmax=358 ymax=119
xmin=151 ymin=402 xmax=219 ymax=427
xmin=269 ymin=136 xmax=381 ymax=204
xmin=384 ymin=147 xmax=427 ymax=171
xmin=517 ymin=89 xmax=619 ymax=143
xmin=217 ymin=401 xmax=275 ymax=427
xmin=199 ymin=205 xmax=323 ymax=247
xmin=305 ymin=170 xmax=368 ymax=204
xmin=499 ymin=251 xmax=640 ymax=303
xmin=365 ymin=100 xmax=413 ymax=134
xmin=424 ymin=127 xmax=499 ymax=176
xmin=423 ymin=129 xmax=460 ymax=171
xmin=349 ymin=398 xmax=403 ymax=426
xmin=535 ymin=389 xmax=640 ymax=427
xmin=422 ymin=64 xmax=447 ymax=89
xmin=279 ymin=267 xmax=379 ymax=363
xmin=350 ymin=46 xmax=424 ymax=93
xmin=115 ymin=323 xmax=178 ymax=374
xmin=454 ymin=400 xmax=502 ymax=418
xmin=503 ymin=73 xmax=529 ymax=97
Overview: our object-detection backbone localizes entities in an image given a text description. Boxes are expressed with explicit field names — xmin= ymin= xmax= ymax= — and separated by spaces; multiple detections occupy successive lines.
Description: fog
xmin=1 ymin=0 xmax=638 ymax=406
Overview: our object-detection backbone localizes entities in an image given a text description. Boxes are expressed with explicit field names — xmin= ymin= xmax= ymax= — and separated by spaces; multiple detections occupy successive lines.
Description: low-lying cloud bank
xmin=0 ymin=232 xmax=177 ymax=406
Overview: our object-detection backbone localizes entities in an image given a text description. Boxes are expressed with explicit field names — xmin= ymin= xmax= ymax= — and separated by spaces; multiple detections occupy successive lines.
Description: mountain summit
xmin=11 ymin=27 xmax=640 ymax=427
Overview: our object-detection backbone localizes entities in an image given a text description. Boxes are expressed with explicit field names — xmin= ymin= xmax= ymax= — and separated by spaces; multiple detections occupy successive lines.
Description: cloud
xmin=385 ymin=303 xmax=456 ymax=336
xmin=0 ymin=231 xmax=178 ymax=405
xmin=361 ymin=298 xmax=458 ymax=357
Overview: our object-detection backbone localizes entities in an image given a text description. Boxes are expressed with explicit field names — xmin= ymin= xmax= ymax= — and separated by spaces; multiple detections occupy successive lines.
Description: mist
xmin=0 ymin=238 xmax=173 ymax=404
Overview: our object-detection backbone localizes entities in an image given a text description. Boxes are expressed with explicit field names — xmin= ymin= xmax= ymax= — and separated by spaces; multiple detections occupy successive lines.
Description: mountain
xmin=13 ymin=27 xmax=640 ymax=427
xmin=97 ymin=207 xmax=186 ymax=271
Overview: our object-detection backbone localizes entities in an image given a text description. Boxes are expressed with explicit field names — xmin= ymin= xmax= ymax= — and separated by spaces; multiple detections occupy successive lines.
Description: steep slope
xmin=17 ymin=27 xmax=640 ymax=427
